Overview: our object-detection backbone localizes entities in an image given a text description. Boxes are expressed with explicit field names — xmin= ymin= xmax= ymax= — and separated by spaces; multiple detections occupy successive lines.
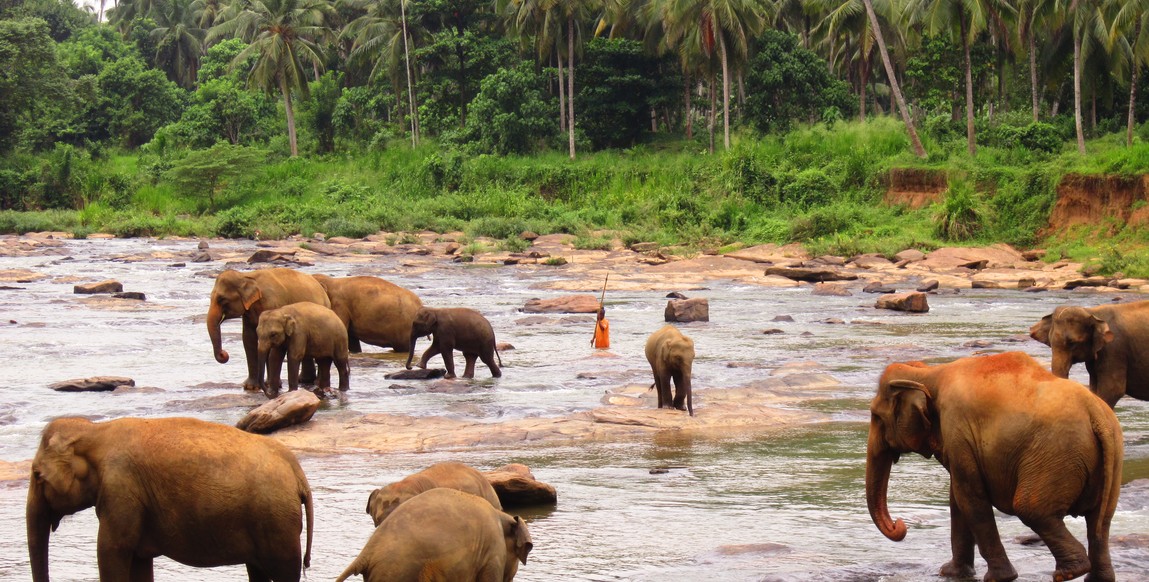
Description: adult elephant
xmin=1030 ymin=300 xmax=1149 ymax=407
xmin=27 ymin=416 xmax=313 ymax=582
xmin=406 ymin=307 xmax=502 ymax=378
xmin=366 ymin=461 xmax=502 ymax=526
xmin=337 ymin=488 xmax=531 ymax=582
xmin=645 ymin=325 xmax=695 ymax=415
xmin=312 ymin=274 xmax=422 ymax=353
xmin=207 ymin=268 xmax=330 ymax=391
xmin=867 ymin=352 xmax=1122 ymax=582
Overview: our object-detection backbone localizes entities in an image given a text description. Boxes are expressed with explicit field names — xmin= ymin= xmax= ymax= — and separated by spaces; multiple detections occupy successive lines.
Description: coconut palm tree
xmin=342 ymin=0 xmax=425 ymax=145
xmin=1016 ymin=0 xmax=1058 ymax=120
xmin=1107 ymin=0 xmax=1149 ymax=145
xmin=1067 ymin=0 xmax=1106 ymax=152
xmin=861 ymin=0 xmax=927 ymax=157
xmin=151 ymin=0 xmax=206 ymax=88
xmin=208 ymin=0 xmax=335 ymax=156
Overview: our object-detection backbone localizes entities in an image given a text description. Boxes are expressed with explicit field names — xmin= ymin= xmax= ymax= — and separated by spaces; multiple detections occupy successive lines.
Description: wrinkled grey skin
xmin=256 ymin=302 xmax=350 ymax=398
xmin=406 ymin=307 xmax=503 ymax=379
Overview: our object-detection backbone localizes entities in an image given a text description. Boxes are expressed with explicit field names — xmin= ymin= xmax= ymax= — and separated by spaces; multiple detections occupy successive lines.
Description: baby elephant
xmin=337 ymin=488 xmax=532 ymax=582
xmin=406 ymin=307 xmax=503 ymax=378
xmin=256 ymin=302 xmax=350 ymax=398
xmin=366 ymin=461 xmax=502 ymax=526
xmin=645 ymin=325 xmax=695 ymax=416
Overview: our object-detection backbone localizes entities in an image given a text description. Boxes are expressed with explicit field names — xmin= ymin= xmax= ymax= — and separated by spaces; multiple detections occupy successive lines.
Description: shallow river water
xmin=0 ymin=237 xmax=1146 ymax=581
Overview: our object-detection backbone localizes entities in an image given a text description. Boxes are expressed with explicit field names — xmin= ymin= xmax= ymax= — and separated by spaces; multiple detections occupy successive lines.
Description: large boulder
xmin=482 ymin=463 xmax=557 ymax=507
xmin=49 ymin=376 xmax=135 ymax=392
xmin=73 ymin=280 xmax=123 ymax=294
xmin=236 ymin=390 xmax=321 ymax=434
xmin=665 ymin=298 xmax=709 ymax=322
xmin=764 ymin=267 xmax=858 ymax=282
xmin=875 ymin=292 xmax=930 ymax=313
xmin=521 ymin=295 xmax=601 ymax=313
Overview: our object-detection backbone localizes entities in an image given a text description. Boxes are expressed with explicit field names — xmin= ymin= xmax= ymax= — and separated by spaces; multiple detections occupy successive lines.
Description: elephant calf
xmin=257 ymin=302 xmax=350 ymax=398
xmin=366 ymin=461 xmax=502 ymax=526
xmin=406 ymin=307 xmax=503 ymax=378
xmin=645 ymin=325 xmax=695 ymax=415
xmin=338 ymin=488 xmax=531 ymax=582
xmin=867 ymin=352 xmax=1123 ymax=582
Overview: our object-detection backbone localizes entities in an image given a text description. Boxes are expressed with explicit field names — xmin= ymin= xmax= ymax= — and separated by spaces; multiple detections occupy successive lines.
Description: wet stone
xmin=812 ymin=283 xmax=852 ymax=297
xmin=666 ymin=291 xmax=688 ymax=299
xmin=764 ymin=266 xmax=858 ymax=282
xmin=971 ymin=280 xmax=1003 ymax=289
xmin=875 ymin=292 xmax=930 ymax=313
xmin=385 ymin=368 xmax=447 ymax=380
xmin=49 ymin=376 xmax=135 ymax=392
xmin=483 ymin=463 xmax=557 ymax=507
xmin=236 ymin=390 xmax=321 ymax=434
xmin=771 ymin=315 xmax=795 ymax=322
xmin=665 ymin=298 xmax=709 ymax=322
xmin=762 ymin=329 xmax=784 ymax=335
xmin=862 ymin=282 xmax=896 ymax=294
xmin=522 ymin=295 xmax=601 ymax=314
xmin=917 ymin=280 xmax=940 ymax=292
xmin=895 ymin=249 xmax=926 ymax=262
xmin=74 ymin=280 xmax=123 ymax=294
xmin=1017 ymin=278 xmax=1037 ymax=289
xmin=112 ymin=292 xmax=146 ymax=301
xmin=958 ymin=259 xmax=989 ymax=270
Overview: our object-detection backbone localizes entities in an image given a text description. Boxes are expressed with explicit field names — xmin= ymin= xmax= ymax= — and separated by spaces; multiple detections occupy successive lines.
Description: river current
xmin=0 ymin=237 xmax=1146 ymax=581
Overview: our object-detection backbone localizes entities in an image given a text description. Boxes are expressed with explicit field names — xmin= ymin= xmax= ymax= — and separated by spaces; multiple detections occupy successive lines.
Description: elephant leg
xmin=286 ymin=356 xmax=301 ymax=391
xmin=130 ymin=556 xmax=154 ymax=582
xmin=1083 ymin=506 xmax=1116 ymax=582
xmin=1019 ymin=515 xmax=1090 ymax=581
xmin=671 ymin=371 xmax=686 ymax=410
xmin=441 ymin=347 xmax=457 ymax=378
xmin=299 ymin=356 xmax=317 ymax=385
xmin=652 ymin=372 xmax=665 ymax=409
xmin=939 ymin=489 xmax=976 ymax=578
xmin=242 ymin=322 xmax=260 ymax=390
xmin=316 ymin=358 xmax=332 ymax=389
xmin=335 ymin=356 xmax=350 ymax=391
xmin=265 ymin=347 xmax=285 ymax=398
xmin=348 ymin=325 xmax=363 ymax=354
xmin=463 ymin=353 xmax=477 ymax=378
xmin=658 ymin=372 xmax=674 ymax=409
xmin=97 ymin=513 xmax=142 ymax=581
xmin=417 ymin=341 xmax=441 ymax=370
xmin=245 ymin=564 xmax=272 ymax=582
xmin=480 ymin=349 xmax=502 ymax=378
xmin=951 ymin=473 xmax=1017 ymax=582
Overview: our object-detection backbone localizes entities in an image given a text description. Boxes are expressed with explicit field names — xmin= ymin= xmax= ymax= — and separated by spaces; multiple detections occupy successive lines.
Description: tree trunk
xmin=651 ymin=108 xmax=658 ymax=132
xmin=457 ymin=15 xmax=467 ymax=127
xmin=282 ymin=80 xmax=298 ymax=157
xmin=861 ymin=0 xmax=927 ymax=158
xmin=567 ymin=14 xmax=576 ymax=160
xmin=962 ymin=17 xmax=976 ymax=156
xmin=719 ymin=31 xmax=731 ymax=150
xmin=400 ymin=0 xmax=418 ymax=147
xmin=1073 ymin=26 xmax=1086 ymax=153
xmin=558 ymin=52 xmax=567 ymax=132
xmin=1029 ymin=25 xmax=1039 ymax=121
xmin=1129 ymin=30 xmax=1140 ymax=147
xmin=684 ymin=69 xmax=693 ymax=139
xmin=859 ymin=54 xmax=869 ymax=121
xmin=708 ymin=76 xmax=716 ymax=154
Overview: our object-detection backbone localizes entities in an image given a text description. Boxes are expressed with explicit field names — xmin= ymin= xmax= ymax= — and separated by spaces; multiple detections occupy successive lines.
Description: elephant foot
xmin=1084 ymin=566 xmax=1115 ymax=582
xmin=262 ymin=385 xmax=281 ymax=399
xmin=243 ymin=378 xmax=262 ymax=392
xmin=982 ymin=562 xmax=1018 ymax=582
xmin=1053 ymin=557 xmax=1091 ymax=582
xmin=939 ymin=559 xmax=975 ymax=579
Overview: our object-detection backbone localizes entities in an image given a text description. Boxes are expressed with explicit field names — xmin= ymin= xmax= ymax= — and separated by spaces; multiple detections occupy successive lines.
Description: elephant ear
xmin=1091 ymin=315 xmax=1114 ymax=357
xmin=509 ymin=515 xmax=532 ymax=565
xmin=1030 ymin=314 xmax=1053 ymax=346
xmin=284 ymin=315 xmax=297 ymax=337
xmin=889 ymin=380 xmax=938 ymax=458
xmin=239 ymin=277 xmax=263 ymax=310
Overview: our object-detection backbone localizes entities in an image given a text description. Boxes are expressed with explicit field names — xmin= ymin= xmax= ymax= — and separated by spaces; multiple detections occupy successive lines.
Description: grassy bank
xmin=4 ymin=118 xmax=1149 ymax=275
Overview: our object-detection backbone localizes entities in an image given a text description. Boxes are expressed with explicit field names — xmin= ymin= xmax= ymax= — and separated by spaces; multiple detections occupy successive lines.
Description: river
xmin=0 ymin=237 xmax=1146 ymax=581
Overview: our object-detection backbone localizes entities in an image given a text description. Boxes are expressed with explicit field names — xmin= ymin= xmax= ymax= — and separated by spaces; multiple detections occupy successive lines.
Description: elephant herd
xmin=26 ymin=264 xmax=1149 ymax=581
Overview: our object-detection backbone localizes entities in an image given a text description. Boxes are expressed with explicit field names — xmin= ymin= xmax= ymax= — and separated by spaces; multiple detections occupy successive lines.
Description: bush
xmin=781 ymin=169 xmax=836 ymax=209
xmin=934 ymin=181 xmax=985 ymax=241
xmin=452 ymin=64 xmax=556 ymax=155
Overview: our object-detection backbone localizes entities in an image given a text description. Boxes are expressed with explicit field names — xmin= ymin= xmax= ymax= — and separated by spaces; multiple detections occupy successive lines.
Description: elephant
xmin=27 ymin=416 xmax=314 ymax=582
xmin=866 ymin=352 xmax=1123 ymax=582
xmin=312 ymin=274 xmax=423 ymax=353
xmin=645 ymin=325 xmax=695 ymax=416
xmin=336 ymin=488 xmax=532 ymax=582
xmin=1030 ymin=300 xmax=1149 ymax=407
xmin=207 ymin=268 xmax=331 ymax=391
xmin=366 ymin=461 xmax=502 ymax=526
xmin=405 ymin=307 xmax=503 ymax=379
xmin=256 ymin=302 xmax=350 ymax=398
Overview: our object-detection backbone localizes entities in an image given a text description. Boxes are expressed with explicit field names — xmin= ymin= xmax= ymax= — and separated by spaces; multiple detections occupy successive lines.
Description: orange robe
xmin=593 ymin=319 xmax=610 ymax=349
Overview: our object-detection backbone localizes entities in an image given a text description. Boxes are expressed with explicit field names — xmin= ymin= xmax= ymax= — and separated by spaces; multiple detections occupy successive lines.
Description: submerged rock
xmin=236 ymin=390 xmax=320 ymax=434
xmin=521 ymin=294 xmax=601 ymax=313
xmin=875 ymin=292 xmax=930 ymax=313
xmin=384 ymin=368 xmax=447 ymax=380
xmin=862 ymin=282 xmax=896 ymax=294
xmin=73 ymin=280 xmax=123 ymax=294
xmin=665 ymin=298 xmax=709 ymax=322
xmin=483 ymin=463 xmax=557 ymax=507
xmin=764 ymin=266 xmax=858 ymax=282
xmin=49 ymin=376 xmax=135 ymax=392
xmin=112 ymin=291 xmax=146 ymax=300
xmin=811 ymin=283 xmax=852 ymax=297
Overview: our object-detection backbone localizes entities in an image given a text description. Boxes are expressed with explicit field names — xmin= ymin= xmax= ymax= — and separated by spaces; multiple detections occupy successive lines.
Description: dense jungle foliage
xmin=3 ymin=0 xmax=1149 ymax=275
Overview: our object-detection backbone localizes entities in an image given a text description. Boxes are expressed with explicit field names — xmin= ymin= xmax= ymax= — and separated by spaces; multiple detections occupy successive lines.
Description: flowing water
xmin=0 ymin=237 xmax=1146 ymax=581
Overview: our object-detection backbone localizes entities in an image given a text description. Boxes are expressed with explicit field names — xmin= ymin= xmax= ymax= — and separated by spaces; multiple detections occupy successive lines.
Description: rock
xmin=812 ymin=283 xmax=852 ymax=297
xmin=895 ymin=249 xmax=926 ymax=262
xmin=875 ymin=292 xmax=930 ymax=313
xmin=503 ymin=258 xmax=520 ymax=266
xmin=862 ymin=282 xmax=896 ymax=294
xmin=73 ymin=280 xmax=123 ymax=294
xmin=894 ymin=259 xmax=912 ymax=268
xmin=665 ymin=291 xmax=688 ymax=299
xmin=1114 ymin=278 xmax=1149 ymax=289
xmin=482 ymin=464 xmax=557 ymax=507
xmin=520 ymin=231 xmax=539 ymax=241
xmin=49 ymin=376 xmax=135 ymax=392
xmin=521 ymin=295 xmax=601 ymax=313
xmin=762 ymin=329 xmax=784 ymax=335
xmin=850 ymin=255 xmax=894 ymax=269
xmin=384 ymin=368 xmax=447 ymax=380
xmin=820 ymin=318 xmax=846 ymax=324
xmin=764 ymin=267 xmax=858 ymax=282
xmin=1021 ymin=249 xmax=1046 ymax=261
xmin=810 ymin=255 xmax=846 ymax=266
xmin=917 ymin=280 xmax=940 ymax=292
xmin=962 ymin=339 xmax=994 ymax=348
xmin=496 ymin=342 xmax=515 ymax=351
xmin=445 ymin=242 xmax=461 ymax=255
xmin=236 ymin=390 xmax=320 ymax=434
xmin=247 ymin=249 xmax=296 ymax=264
xmin=112 ymin=292 xmax=146 ymax=301
xmin=1081 ymin=263 xmax=1102 ymax=277
xmin=958 ymin=259 xmax=989 ymax=271
xmin=544 ymin=257 xmax=568 ymax=266
xmin=771 ymin=315 xmax=795 ymax=322
xmin=191 ymin=251 xmax=213 ymax=262
xmin=665 ymin=298 xmax=709 ymax=322
xmin=453 ymin=255 xmax=474 ymax=263
xmin=198 ymin=240 xmax=210 ymax=250
xmin=1064 ymin=277 xmax=1114 ymax=290
xmin=1017 ymin=278 xmax=1037 ymax=289
xmin=971 ymin=280 xmax=1003 ymax=289
xmin=169 ymin=262 xmax=186 ymax=268
xmin=630 ymin=242 xmax=660 ymax=253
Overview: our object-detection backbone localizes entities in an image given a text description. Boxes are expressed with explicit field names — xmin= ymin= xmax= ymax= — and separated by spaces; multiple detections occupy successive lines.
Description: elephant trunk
xmin=27 ymin=485 xmax=53 ymax=582
xmin=1051 ymin=352 xmax=1073 ymax=378
xmin=865 ymin=430 xmax=907 ymax=542
xmin=207 ymin=302 xmax=229 ymax=364
xmin=405 ymin=334 xmax=419 ymax=369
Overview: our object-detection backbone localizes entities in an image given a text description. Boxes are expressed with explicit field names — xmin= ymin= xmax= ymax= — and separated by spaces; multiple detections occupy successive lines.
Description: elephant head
xmin=27 ymin=418 xmax=99 ymax=582
xmin=502 ymin=514 xmax=533 ymax=579
xmin=865 ymin=363 xmax=939 ymax=543
xmin=1029 ymin=306 xmax=1114 ymax=377
xmin=207 ymin=270 xmax=263 ymax=364
xmin=405 ymin=308 xmax=437 ymax=369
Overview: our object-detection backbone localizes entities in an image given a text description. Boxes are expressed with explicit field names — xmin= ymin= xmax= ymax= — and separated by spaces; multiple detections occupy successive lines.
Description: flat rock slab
xmin=385 ymin=368 xmax=447 ymax=380
xmin=764 ymin=267 xmax=858 ymax=282
xmin=74 ymin=280 xmax=123 ymax=294
xmin=1064 ymin=277 xmax=1115 ymax=290
xmin=236 ymin=390 xmax=321 ymax=434
xmin=49 ymin=376 xmax=135 ymax=392
xmin=522 ymin=294 xmax=601 ymax=313
xmin=483 ymin=464 xmax=557 ymax=507
xmin=812 ymin=283 xmax=852 ymax=297
xmin=875 ymin=292 xmax=930 ymax=313
xmin=665 ymin=298 xmax=709 ymax=322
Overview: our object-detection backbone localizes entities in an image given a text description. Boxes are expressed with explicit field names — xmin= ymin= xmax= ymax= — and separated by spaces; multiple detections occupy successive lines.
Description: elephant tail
xmin=495 ymin=345 xmax=503 ymax=368
xmin=334 ymin=557 xmax=364 ymax=582
xmin=1092 ymin=410 xmax=1123 ymax=546
xmin=298 ymin=470 xmax=314 ymax=570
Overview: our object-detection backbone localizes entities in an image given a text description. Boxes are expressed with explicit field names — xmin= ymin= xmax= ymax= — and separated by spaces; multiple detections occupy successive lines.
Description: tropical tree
xmin=208 ymin=0 xmax=335 ymax=156
xmin=150 ymin=0 xmax=205 ymax=88
xmin=1107 ymin=0 xmax=1149 ymax=145
xmin=343 ymin=0 xmax=422 ymax=145
xmin=1016 ymin=0 xmax=1057 ymax=121
xmin=1067 ymin=0 xmax=1106 ymax=152
xmin=861 ymin=0 xmax=927 ymax=157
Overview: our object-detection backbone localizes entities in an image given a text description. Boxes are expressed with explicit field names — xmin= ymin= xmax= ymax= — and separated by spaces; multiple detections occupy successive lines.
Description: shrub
xmin=934 ymin=181 xmax=985 ymax=241
xmin=781 ymin=169 xmax=836 ymax=209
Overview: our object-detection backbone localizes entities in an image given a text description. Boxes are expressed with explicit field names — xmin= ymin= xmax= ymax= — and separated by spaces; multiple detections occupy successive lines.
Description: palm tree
xmin=1107 ymin=0 xmax=1149 ymax=145
xmin=1068 ymin=0 xmax=1106 ymax=152
xmin=151 ymin=0 xmax=206 ymax=89
xmin=209 ymin=0 xmax=335 ymax=156
xmin=498 ymin=0 xmax=566 ymax=130
xmin=343 ymin=0 xmax=423 ymax=144
xmin=861 ymin=0 xmax=927 ymax=157
xmin=1016 ymin=0 xmax=1057 ymax=120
